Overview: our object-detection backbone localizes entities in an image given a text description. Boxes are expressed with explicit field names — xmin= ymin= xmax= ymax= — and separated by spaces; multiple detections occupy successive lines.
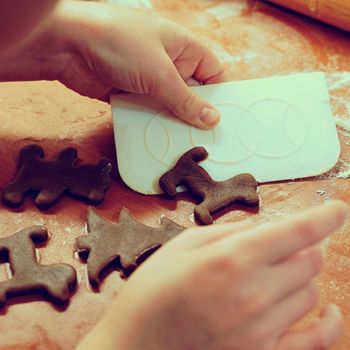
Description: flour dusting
xmin=334 ymin=115 xmax=350 ymax=132
xmin=323 ymin=72 xmax=350 ymax=179
xmin=327 ymin=72 xmax=350 ymax=91
xmin=336 ymin=162 xmax=350 ymax=179
xmin=207 ymin=2 xmax=248 ymax=20
xmin=107 ymin=0 xmax=153 ymax=9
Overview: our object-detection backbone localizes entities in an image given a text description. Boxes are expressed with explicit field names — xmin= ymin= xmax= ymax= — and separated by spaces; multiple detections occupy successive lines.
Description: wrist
xmin=0 ymin=2 xmax=78 ymax=83
xmin=95 ymin=286 xmax=187 ymax=350
xmin=0 ymin=30 xmax=69 ymax=83
xmin=77 ymin=290 xmax=174 ymax=350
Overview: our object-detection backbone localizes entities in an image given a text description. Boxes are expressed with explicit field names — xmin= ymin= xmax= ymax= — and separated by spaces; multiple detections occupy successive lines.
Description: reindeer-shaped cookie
xmin=0 ymin=226 xmax=77 ymax=306
xmin=76 ymin=207 xmax=185 ymax=288
xmin=2 ymin=144 xmax=112 ymax=210
xmin=159 ymin=147 xmax=260 ymax=225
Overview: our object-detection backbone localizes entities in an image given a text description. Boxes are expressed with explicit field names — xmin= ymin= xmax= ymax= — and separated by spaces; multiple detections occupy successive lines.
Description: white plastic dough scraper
xmin=111 ymin=72 xmax=340 ymax=195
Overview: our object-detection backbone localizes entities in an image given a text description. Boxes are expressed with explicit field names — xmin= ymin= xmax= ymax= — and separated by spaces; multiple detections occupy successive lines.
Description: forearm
xmin=0 ymin=0 xmax=118 ymax=83
xmin=0 ymin=1 xmax=78 ymax=83
xmin=0 ymin=38 xmax=63 ymax=82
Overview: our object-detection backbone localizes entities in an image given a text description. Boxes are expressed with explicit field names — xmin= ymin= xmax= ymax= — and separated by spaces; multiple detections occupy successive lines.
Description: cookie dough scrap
xmin=159 ymin=147 xmax=260 ymax=225
xmin=2 ymin=144 xmax=112 ymax=210
xmin=0 ymin=226 xmax=77 ymax=307
xmin=76 ymin=207 xmax=185 ymax=288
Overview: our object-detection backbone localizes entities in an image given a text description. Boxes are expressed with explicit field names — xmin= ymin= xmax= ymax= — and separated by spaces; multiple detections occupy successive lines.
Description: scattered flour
xmin=65 ymin=227 xmax=73 ymax=234
xmin=107 ymin=0 xmax=153 ymax=9
xmin=206 ymin=2 xmax=248 ymax=20
xmin=5 ymin=264 xmax=12 ymax=279
xmin=336 ymin=160 xmax=350 ymax=179
xmin=334 ymin=115 xmax=350 ymax=132
xmin=326 ymin=72 xmax=350 ymax=120
xmin=327 ymin=72 xmax=350 ymax=91
xmin=207 ymin=41 xmax=258 ymax=64
xmin=73 ymin=251 xmax=80 ymax=261
xmin=336 ymin=169 xmax=350 ymax=179
xmin=324 ymin=72 xmax=350 ymax=179
xmin=189 ymin=213 xmax=195 ymax=223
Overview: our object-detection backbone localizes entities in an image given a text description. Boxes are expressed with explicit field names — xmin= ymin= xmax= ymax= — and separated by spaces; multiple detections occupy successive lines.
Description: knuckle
xmin=209 ymin=246 xmax=254 ymax=276
xmin=245 ymin=292 xmax=271 ymax=316
xmin=200 ymin=249 xmax=253 ymax=285
xmin=236 ymin=289 xmax=271 ymax=319
xmin=206 ymin=253 xmax=243 ymax=277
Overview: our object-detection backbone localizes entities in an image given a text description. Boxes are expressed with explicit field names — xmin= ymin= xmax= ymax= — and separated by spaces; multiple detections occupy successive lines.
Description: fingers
xmin=149 ymin=31 xmax=227 ymax=129
xmin=163 ymin=221 xmax=252 ymax=251
xmin=238 ymin=200 xmax=349 ymax=264
xmin=251 ymin=283 xmax=318 ymax=341
xmin=172 ymin=34 xmax=227 ymax=85
xmin=267 ymin=245 xmax=323 ymax=301
xmin=185 ymin=77 xmax=201 ymax=87
xmin=276 ymin=304 xmax=343 ymax=350
xmin=151 ymin=60 xmax=220 ymax=129
xmin=189 ymin=39 xmax=227 ymax=84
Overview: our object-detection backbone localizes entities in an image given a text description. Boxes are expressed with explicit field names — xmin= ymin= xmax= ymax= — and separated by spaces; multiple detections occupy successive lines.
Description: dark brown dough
xmin=76 ymin=207 xmax=185 ymax=288
xmin=159 ymin=147 xmax=259 ymax=225
xmin=2 ymin=144 xmax=112 ymax=210
xmin=0 ymin=226 xmax=77 ymax=306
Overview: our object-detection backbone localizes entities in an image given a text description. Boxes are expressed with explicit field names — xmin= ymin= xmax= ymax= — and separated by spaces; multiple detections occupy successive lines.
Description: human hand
xmin=50 ymin=1 xmax=226 ymax=129
xmin=77 ymin=200 xmax=348 ymax=350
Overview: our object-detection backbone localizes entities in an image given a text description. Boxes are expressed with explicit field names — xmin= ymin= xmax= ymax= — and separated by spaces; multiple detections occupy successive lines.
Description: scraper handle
xmin=265 ymin=0 xmax=350 ymax=32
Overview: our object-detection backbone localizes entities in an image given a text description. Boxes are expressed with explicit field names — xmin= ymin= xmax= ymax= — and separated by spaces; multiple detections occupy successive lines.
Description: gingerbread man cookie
xmin=2 ymin=144 xmax=112 ymax=210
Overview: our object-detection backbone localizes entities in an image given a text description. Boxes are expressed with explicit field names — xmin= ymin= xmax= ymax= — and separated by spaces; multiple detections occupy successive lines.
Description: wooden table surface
xmin=1 ymin=0 xmax=350 ymax=349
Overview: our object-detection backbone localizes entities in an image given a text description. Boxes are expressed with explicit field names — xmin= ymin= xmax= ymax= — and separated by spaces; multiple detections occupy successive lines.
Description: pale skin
xmin=78 ymin=201 xmax=348 ymax=350
xmin=0 ymin=1 xmax=347 ymax=349
xmin=0 ymin=0 xmax=225 ymax=129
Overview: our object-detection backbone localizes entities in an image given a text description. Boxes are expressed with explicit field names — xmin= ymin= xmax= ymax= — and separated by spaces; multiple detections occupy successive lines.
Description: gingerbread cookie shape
xmin=0 ymin=226 xmax=77 ymax=307
xmin=76 ymin=207 xmax=185 ymax=288
xmin=2 ymin=144 xmax=112 ymax=210
xmin=159 ymin=147 xmax=260 ymax=225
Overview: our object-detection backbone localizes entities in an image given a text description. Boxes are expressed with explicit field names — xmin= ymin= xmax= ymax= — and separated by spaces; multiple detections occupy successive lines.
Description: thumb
xmin=152 ymin=63 xmax=220 ymax=129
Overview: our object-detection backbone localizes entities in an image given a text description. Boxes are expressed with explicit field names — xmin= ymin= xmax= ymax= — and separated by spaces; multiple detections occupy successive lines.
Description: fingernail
xmin=200 ymin=107 xmax=220 ymax=128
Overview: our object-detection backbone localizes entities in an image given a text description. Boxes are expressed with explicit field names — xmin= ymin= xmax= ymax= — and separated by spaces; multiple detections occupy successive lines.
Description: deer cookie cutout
xmin=76 ymin=207 xmax=185 ymax=288
xmin=159 ymin=147 xmax=260 ymax=225
xmin=0 ymin=226 xmax=77 ymax=306
xmin=2 ymin=144 xmax=112 ymax=210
